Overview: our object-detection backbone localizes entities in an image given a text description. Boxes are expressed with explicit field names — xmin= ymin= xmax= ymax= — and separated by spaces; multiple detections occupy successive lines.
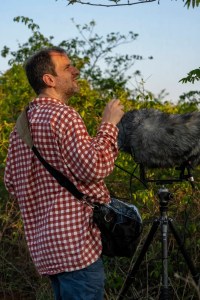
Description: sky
xmin=0 ymin=0 xmax=199 ymax=102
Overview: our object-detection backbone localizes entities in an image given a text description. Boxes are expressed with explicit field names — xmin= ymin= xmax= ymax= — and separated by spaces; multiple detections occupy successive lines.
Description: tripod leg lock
xmin=159 ymin=287 xmax=172 ymax=300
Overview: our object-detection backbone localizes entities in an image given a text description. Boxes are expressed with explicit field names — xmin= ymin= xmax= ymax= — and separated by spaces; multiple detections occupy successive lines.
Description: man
xmin=4 ymin=47 xmax=124 ymax=299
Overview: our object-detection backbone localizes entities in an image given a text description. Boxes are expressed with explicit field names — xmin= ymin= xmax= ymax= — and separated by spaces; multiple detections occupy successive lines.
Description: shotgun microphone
xmin=117 ymin=108 xmax=200 ymax=168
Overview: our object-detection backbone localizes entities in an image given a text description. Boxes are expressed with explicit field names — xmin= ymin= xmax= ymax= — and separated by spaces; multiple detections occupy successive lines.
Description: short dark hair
xmin=24 ymin=47 xmax=66 ymax=95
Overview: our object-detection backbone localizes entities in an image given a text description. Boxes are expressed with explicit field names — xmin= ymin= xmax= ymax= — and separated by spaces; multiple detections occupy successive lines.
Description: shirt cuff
xmin=98 ymin=122 xmax=119 ymax=140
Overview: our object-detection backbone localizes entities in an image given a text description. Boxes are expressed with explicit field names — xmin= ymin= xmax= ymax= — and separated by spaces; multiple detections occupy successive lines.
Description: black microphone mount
xmin=139 ymin=160 xmax=196 ymax=191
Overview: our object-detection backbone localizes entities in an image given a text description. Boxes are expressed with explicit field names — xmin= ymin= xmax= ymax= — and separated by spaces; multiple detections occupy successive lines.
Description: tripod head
xmin=157 ymin=186 xmax=173 ymax=211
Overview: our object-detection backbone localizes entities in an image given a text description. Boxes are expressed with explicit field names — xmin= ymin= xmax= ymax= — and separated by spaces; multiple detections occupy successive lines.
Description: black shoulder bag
xmin=16 ymin=107 xmax=142 ymax=257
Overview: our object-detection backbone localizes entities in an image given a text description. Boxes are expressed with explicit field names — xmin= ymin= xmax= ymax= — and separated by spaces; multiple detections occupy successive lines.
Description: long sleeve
xmin=60 ymin=116 xmax=119 ymax=183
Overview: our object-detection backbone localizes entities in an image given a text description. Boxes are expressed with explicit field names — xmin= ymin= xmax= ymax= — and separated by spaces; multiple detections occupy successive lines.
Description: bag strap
xmin=16 ymin=107 xmax=85 ymax=201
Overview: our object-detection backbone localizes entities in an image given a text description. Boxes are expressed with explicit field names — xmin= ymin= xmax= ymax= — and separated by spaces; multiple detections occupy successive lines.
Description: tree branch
xmin=67 ymin=0 xmax=157 ymax=7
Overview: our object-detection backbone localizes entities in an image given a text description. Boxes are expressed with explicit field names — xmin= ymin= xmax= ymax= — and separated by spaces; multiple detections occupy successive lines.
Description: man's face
xmin=50 ymin=52 xmax=80 ymax=101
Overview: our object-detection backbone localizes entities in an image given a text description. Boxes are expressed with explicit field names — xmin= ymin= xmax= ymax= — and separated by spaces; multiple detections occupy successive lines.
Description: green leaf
xmin=179 ymin=68 xmax=200 ymax=84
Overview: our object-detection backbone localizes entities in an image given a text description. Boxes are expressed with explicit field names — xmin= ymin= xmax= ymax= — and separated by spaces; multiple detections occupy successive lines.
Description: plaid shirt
xmin=4 ymin=97 xmax=119 ymax=275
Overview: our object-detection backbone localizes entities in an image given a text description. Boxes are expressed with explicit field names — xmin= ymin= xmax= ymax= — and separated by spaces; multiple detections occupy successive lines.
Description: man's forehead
xmin=49 ymin=51 xmax=71 ymax=65
xmin=49 ymin=51 xmax=68 ymax=58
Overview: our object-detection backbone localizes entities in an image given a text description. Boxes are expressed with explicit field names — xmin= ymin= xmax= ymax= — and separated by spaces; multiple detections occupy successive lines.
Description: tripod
xmin=117 ymin=186 xmax=199 ymax=300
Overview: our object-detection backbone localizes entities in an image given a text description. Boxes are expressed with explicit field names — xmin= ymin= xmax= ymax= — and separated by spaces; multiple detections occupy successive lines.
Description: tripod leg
xmin=159 ymin=217 xmax=170 ymax=300
xmin=117 ymin=218 xmax=160 ymax=300
xmin=168 ymin=218 xmax=199 ymax=286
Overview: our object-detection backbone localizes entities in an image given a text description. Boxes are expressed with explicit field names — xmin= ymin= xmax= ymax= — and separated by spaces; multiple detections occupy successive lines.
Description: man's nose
xmin=72 ymin=66 xmax=80 ymax=76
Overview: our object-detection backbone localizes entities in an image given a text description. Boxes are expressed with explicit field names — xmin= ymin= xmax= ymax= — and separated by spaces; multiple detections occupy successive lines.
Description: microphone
xmin=117 ymin=108 xmax=200 ymax=169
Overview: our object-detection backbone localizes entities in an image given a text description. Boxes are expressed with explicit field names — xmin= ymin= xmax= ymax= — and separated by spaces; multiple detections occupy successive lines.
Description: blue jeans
xmin=49 ymin=258 xmax=105 ymax=300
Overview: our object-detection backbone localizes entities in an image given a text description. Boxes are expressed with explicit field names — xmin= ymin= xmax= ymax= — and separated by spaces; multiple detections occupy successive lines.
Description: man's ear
xmin=42 ymin=74 xmax=55 ymax=87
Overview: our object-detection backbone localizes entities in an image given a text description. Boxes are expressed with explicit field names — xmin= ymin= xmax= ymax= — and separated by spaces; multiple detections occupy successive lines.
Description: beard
xmin=67 ymin=85 xmax=79 ymax=97
xmin=72 ymin=80 xmax=80 ymax=94
xmin=62 ymin=80 xmax=80 ymax=101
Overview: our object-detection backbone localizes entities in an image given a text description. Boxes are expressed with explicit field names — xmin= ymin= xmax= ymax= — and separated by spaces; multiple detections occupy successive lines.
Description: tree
xmin=179 ymin=68 xmax=200 ymax=84
xmin=65 ymin=0 xmax=156 ymax=6
xmin=0 ymin=16 xmax=154 ymax=147
xmin=1 ymin=17 xmax=153 ymax=89
xmin=60 ymin=0 xmax=200 ymax=8
xmin=184 ymin=0 xmax=200 ymax=7
xmin=178 ymin=67 xmax=200 ymax=112
xmin=1 ymin=16 xmax=153 ymax=113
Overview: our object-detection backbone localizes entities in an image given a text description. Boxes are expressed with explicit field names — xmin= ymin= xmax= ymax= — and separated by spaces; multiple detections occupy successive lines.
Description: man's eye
xmin=64 ymin=64 xmax=71 ymax=70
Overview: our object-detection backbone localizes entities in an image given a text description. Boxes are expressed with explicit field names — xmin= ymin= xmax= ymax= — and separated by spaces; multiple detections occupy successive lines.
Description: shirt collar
xmin=30 ymin=97 xmax=65 ymax=107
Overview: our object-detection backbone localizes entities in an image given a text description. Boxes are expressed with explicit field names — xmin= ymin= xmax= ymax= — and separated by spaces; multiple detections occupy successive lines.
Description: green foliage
xmin=177 ymin=90 xmax=200 ymax=113
xmin=0 ymin=220 xmax=53 ymax=300
xmin=0 ymin=64 xmax=34 ymax=120
xmin=2 ymin=17 xmax=152 ymax=96
xmin=179 ymin=67 xmax=200 ymax=84
xmin=61 ymin=18 xmax=153 ymax=94
xmin=0 ymin=64 xmax=35 ymax=164
xmin=185 ymin=0 xmax=200 ymax=8
xmin=4 ymin=16 xmax=55 ymax=65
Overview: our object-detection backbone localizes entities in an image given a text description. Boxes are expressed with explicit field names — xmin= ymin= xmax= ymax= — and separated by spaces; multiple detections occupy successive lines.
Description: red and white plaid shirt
xmin=4 ymin=97 xmax=119 ymax=275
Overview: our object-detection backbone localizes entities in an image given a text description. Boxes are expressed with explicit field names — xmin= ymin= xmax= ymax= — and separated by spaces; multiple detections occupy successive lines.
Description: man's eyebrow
xmin=64 ymin=63 xmax=71 ymax=69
